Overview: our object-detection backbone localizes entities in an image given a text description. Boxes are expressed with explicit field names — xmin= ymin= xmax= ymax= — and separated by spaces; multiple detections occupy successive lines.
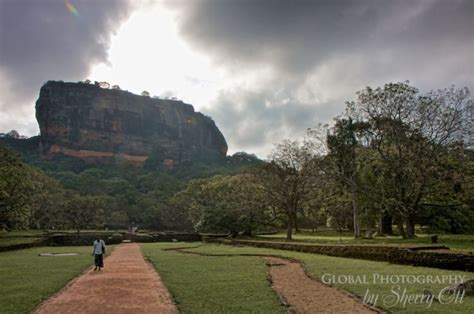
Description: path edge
xmin=31 ymin=245 xmax=118 ymax=314
xmin=139 ymin=244 xmax=181 ymax=313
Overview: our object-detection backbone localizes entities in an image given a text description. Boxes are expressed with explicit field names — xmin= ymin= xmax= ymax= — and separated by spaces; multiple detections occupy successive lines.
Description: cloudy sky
xmin=0 ymin=0 xmax=472 ymax=157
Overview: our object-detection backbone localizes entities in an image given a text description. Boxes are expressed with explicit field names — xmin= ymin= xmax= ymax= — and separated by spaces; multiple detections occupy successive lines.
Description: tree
xmin=347 ymin=82 xmax=472 ymax=237
xmin=418 ymin=149 xmax=474 ymax=233
xmin=172 ymin=174 xmax=268 ymax=236
xmin=6 ymin=130 xmax=20 ymax=139
xmin=0 ymin=147 xmax=32 ymax=230
xmin=99 ymin=81 xmax=110 ymax=89
xmin=112 ymin=85 xmax=121 ymax=90
xmin=171 ymin=178 xmax=208 ymax=227
xmin=206 ymin=173 xmax=268 ymax=236
xmin=28 ymin=167 xmax=67 ymax=230
xmin=64 ymin=193 xmax=105 ymax=235
xmin=141 ymin=90 xmax=150 ymax=97
xmin=326 ymin=118 xmax=364 ymax=237
xmin=254 ymin=140 xmax=314 ymax=240
xmin=107 ymin=210 xmax=129 ymax=229
xmin=323 ymin=186 xmax=352 ymax=232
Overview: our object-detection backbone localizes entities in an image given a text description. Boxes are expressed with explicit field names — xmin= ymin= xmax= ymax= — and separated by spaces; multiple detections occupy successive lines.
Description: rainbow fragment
xmin=65 ymin=0 xmax=79 ymax=17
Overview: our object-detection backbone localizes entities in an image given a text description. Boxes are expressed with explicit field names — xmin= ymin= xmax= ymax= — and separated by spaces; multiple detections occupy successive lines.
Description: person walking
xmin=92 ymin=237 xmax=106 ymax=271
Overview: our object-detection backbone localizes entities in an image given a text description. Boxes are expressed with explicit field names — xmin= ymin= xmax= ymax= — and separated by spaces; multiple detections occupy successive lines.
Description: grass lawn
xmin=143 ymin=242 xmax=473 ymax=314
xmin=142 ymin=243 xmax=284 ymax=313
xmin=257 ymin=232 xmax=474 ymax=252
xmin=182 ymin=244 xmax=474 ymax=313
xmin=0 ymin=245 xmax=115 ymax=313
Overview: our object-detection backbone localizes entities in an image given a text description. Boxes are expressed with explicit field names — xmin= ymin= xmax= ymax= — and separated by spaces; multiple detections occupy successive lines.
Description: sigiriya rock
xmin=34 ymin=81 xmax=228 ymax=165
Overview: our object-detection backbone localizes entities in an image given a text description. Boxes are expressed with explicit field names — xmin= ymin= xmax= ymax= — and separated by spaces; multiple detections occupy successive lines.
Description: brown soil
xmin=167 ymin=247 xmax=381 ymax=313
xmin=265 ymin=257 xmax=378 ymax=314
xmin=34 ymin=243 xmax=178 ymax=314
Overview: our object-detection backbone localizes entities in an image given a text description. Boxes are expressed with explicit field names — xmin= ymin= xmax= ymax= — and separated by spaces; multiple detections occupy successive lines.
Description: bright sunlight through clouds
xmin=89 ymin=3 xmax=218 ymax=112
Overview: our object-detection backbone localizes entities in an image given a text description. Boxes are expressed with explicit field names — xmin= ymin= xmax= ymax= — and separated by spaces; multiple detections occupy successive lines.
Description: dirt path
xmin=34 ymin=243 xmax=178 ymax=314
xmin=265 ymin=257 xmax=378 ymax=313
xmin=166 ymin=247 xmax=380 ymax=313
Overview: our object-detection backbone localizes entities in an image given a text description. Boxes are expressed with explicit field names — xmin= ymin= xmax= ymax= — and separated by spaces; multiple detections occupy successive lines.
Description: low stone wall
xmin=209 ymin=239 xmax=473 ymax=272
xmin=1 ymin=232 xmax=202 ymax=251
xmin=45 ymin=233 xmax=124 ymax=246
xmin=47 ymin=232 xmax=201 ymax=245
xmin=142 ymin=232 xmax=202 ymax=242
xmin=0 ymin=239 xmax=47 ymax=252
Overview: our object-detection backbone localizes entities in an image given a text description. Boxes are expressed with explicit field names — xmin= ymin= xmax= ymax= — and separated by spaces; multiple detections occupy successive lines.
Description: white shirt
xmin=93 ymin=240 xmax=106 ymax=254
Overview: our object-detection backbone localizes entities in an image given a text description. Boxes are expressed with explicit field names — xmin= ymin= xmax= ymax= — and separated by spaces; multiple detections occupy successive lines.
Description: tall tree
xmin=254 ymin=140 xmax=314 ymax=240
xmin=64 ymin=193 xmax=105 ymax=235
xmin=0 ymin=147 xmax=32 ymax=230
xmin=347 ymin=82 xmax=472 ymax=237
xmin=28 ymin=167 xmax=67 ymax=230
xmin=326 ymin=118 xmax=363 ymax=237
xmin=171 ymin=174 xmax=268 ymax=236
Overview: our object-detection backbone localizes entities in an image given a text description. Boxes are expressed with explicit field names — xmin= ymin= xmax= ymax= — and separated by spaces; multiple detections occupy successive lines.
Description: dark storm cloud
xmin=0 ymin=0 xmax=133 ymax=133
xmin=175 ymin=0 xmax=378 ymax=74
xmin=172 ymin=0 xmax=473 ymax=156
xmin=175 ymin=0 xmax=473 ymax=76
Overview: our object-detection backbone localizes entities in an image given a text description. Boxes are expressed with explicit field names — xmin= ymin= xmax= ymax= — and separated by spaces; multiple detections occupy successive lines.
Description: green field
xmin=0 ymin=246 xmax=114 ymax=313
xmin=256 ymin=232 xmax=474 ymax=252
xmin=142 ymin=243 xmax=284 ymax=313
xmin=143 ymin=242 xmax=473 ymax=314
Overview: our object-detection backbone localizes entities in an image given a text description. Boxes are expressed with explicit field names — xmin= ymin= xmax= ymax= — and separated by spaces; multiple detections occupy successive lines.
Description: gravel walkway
xmin=34 ymin=243 xmax=178 ymax=314
xmin=265 ymin=257 xmax=378 ymax=313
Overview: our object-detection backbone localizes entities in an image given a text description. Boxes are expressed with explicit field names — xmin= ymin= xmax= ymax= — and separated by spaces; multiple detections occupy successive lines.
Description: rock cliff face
xmin=36 ymin=81 xmax=227 ymax=165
